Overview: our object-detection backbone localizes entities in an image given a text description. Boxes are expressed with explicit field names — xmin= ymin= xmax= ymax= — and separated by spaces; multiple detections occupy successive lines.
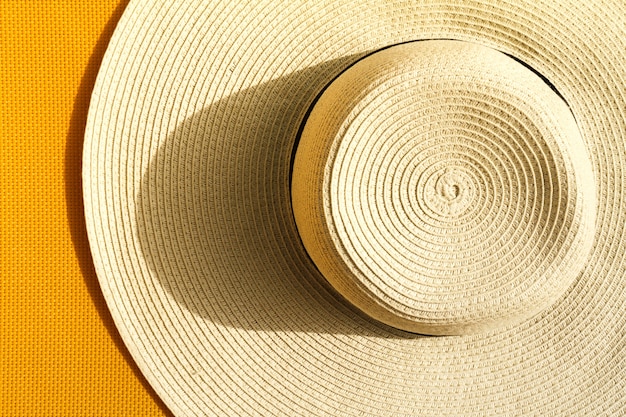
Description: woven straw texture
xmin=292 ymin=40 xmax=596 ymax=335
xmin=83 ymin=0 xmax=625 ymax=416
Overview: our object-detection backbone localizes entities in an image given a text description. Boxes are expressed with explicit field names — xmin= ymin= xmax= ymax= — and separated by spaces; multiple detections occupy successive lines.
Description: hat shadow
xmin=135 ymin=55 xmax=424 ymax=339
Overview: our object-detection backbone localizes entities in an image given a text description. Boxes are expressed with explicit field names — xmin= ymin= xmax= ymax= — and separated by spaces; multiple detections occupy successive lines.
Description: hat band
xmin=291 ymin=40 xmax=596 ymax=335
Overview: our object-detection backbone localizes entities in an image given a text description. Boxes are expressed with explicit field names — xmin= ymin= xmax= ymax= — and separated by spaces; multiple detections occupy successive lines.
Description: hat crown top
xmin=292 ymin=40 xmax=596 ymax=335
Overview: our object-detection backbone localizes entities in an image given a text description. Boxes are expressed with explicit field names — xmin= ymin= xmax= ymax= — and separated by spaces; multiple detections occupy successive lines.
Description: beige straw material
xmin=83 ymin=0 xmax=625 ymax=416
xmin=292 ymin=40 xmax=596 ymax=335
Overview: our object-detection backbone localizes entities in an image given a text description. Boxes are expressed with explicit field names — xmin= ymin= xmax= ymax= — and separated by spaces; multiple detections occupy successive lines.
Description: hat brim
xmin=83 ymin=0 xmax=626 ymax=415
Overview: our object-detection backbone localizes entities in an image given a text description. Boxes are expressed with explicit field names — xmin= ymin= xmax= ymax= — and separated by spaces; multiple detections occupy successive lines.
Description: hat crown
xmin=292 ymin=40 xmax=596 ymax=335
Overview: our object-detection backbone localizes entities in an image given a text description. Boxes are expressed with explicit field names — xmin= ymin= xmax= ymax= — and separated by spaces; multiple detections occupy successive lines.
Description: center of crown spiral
xmin=291 ymin=40 xmax=596 ymax=335
xmin=422 ymin=167 xmax=475 ymax=218
xmin=438 ymin=171 xmax=462 ymax=201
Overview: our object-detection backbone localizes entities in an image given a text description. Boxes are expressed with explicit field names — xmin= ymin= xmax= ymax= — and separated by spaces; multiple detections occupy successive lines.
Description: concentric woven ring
xmin=83 ymin=0 xmax=626 ymax=415
xmin=292 ymin=40 xmax=596 ymax=335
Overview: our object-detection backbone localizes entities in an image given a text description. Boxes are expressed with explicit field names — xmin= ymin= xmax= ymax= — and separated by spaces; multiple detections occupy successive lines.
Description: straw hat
xmin=83 ymin=0 xmax=625 ymax=415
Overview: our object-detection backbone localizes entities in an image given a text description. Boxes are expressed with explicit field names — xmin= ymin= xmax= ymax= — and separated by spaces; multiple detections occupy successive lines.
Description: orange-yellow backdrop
xmin=1 ymin=1 xmax=171 ymax=415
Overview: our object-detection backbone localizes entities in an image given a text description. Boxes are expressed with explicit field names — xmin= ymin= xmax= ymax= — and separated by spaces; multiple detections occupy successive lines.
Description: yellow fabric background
xmin=1 ymin=1 xmax=171 ymax=415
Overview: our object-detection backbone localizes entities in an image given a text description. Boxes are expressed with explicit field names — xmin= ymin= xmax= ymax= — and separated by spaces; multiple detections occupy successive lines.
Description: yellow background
xmin=1 ymin=1 xmax=171 ymax=415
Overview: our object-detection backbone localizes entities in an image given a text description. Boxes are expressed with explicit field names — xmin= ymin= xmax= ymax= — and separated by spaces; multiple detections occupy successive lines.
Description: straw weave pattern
xmin=83 ymin=0 xmax=625 ymax=415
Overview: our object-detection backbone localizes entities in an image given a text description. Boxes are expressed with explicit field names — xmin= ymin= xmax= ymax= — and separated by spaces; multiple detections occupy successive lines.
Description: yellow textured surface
xmin=1 ymin=1 xmax=170 ymax=415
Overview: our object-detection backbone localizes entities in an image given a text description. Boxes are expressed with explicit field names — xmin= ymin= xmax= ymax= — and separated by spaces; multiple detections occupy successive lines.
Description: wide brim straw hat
xmin=83 ymin=0 xmax=625 ymax=415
